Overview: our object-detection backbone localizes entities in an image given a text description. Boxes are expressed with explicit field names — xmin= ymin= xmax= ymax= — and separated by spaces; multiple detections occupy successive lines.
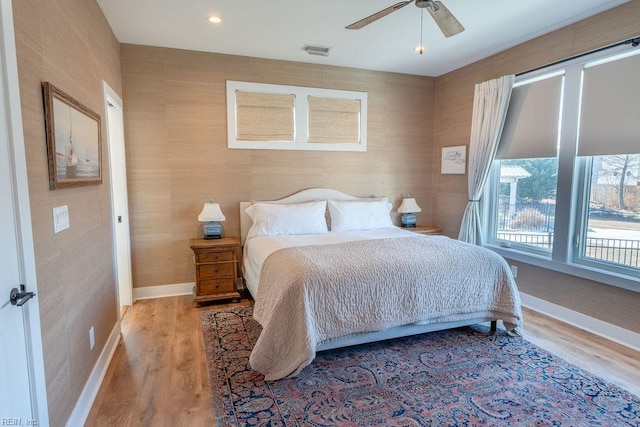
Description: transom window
xmin=227 ymin=81 xmax=367 ymax=152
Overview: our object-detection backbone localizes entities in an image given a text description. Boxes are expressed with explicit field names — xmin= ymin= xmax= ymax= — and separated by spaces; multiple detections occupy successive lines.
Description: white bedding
xmin=243 ymin=227 xmax=417 ymax=298
xmin=244 ymin=228 xmax=522 ymax=380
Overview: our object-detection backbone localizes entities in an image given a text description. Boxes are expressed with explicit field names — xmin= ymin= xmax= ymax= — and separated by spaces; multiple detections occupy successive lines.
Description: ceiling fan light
xmin=348 ymin=0 xmax=463 ymax=39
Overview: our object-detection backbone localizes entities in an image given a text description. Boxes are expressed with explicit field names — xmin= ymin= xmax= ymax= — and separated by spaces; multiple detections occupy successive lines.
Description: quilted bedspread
xmin=250 ymin=235 xmax=522 ymax=380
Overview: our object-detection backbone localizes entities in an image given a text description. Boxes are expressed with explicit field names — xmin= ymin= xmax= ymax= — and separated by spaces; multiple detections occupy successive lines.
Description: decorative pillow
xmin=245 ymin=201 xmax=329 ymax=239
xmin=328 ymin=199 xmax=393 ymax=232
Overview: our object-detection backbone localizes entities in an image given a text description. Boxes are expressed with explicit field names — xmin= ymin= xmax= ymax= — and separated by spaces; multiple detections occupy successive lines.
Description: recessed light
xmin=207 ymin=16 xmax=222 ymax=24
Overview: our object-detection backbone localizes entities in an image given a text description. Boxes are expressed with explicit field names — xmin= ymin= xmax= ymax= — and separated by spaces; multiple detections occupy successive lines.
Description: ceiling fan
xmin=346 ymin=0 xmax=465 ymax=38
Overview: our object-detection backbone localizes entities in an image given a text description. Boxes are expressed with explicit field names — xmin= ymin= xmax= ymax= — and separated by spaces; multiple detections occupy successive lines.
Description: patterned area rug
xmin=201 ymin=306 xmax=640 ymax=426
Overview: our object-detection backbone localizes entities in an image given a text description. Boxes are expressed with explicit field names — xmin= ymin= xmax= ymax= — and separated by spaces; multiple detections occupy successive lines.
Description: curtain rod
xmin=516 ymin=35 xmax=640 ymax=76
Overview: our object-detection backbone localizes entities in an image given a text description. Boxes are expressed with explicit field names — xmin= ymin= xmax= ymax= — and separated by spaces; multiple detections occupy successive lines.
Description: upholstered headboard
xmin=240 ymin=188 xmax=377 ymax=245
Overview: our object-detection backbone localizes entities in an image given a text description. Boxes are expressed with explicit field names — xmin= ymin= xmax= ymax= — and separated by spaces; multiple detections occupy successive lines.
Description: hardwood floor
xmin=85 ymin=295 xmax=252 ymax=426
xmin=521 ymin=306 xmax=640 ymax=397
xmin=85 ymin=296 xmax=640 ymax=426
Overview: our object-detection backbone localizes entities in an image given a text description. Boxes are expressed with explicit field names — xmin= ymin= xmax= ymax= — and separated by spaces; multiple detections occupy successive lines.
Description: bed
xmin=241 ymin=188 xmax=522 ymax=381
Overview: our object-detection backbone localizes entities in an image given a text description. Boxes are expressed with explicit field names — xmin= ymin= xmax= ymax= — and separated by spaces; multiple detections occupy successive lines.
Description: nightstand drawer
xmin=197 ymin=251 xmax=234 ymax=263
xmin=199 ymin=278 xmax=235 ymax=295
xmin=198 ymin=262 xmax=235 ymax=279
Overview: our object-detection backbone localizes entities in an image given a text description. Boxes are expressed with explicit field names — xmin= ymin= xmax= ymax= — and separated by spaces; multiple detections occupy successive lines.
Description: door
xmin=104 ymin=83 xmax=133 ymax=314
xmin=0 ymin=50 xmax=33 ymax=422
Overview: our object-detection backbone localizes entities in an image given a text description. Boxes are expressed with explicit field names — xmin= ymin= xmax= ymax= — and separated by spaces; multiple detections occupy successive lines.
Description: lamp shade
xmin=397 ymin=198 xmax=422 ymax=213
xmin=198 ymin=202 xmax=226 ymax=222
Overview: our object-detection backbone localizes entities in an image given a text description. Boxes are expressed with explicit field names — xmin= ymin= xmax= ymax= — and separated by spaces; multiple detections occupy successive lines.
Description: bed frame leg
xmin=490 ymin=320 xmax=497 ymax=334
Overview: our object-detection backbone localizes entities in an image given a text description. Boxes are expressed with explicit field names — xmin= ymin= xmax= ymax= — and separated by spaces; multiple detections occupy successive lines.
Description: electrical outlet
xmin=89 ymin=326 xmax=95 ymax=350
xmin=53 ymin=205 xmax=70 ymax=233
xmin=510 ymin=265 xmax=518 ymax=278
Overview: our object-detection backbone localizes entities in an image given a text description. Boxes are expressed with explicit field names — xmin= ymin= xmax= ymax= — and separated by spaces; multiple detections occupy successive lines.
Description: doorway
xmin=0 ymin=58 xmax=34 ymax=424
xmin=103 ymin=82 xmax=132 ymax=317
xmin=0 ymin=0 xmax=48 ymax=423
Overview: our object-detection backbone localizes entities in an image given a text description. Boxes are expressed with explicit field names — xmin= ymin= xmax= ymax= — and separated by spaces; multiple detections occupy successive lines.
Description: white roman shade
xmin=496 ymin=75 xmax=563 ymax=159
xmin=578 ymin=52 xmax=640 ymax=156
xmin=308 ymin=96 xmax=360 ymax=143
xmin=235 ymin=91 xmax=295 ymax=141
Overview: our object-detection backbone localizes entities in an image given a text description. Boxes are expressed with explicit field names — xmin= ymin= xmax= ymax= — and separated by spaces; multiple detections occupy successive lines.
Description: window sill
xmin=486 ymin=245 xmax=640 ymax=293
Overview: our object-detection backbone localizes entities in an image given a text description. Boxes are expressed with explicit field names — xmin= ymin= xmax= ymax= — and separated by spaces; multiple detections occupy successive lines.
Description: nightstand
xmin=405 ymin=225 xmax=443 ymax=235
xmin=190 ymin=237 xmax=241 ymax=306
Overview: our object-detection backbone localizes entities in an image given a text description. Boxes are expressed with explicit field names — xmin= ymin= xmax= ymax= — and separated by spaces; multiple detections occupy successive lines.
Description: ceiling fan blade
xmin=346 ymin=1 xmax=413 ymax=30
xmin=427 ymin=1 xmax=464 ymax=38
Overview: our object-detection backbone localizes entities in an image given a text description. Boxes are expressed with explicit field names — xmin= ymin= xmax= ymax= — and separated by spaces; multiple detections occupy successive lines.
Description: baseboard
xmin=520 ymin=292 xmax=640 ymax=352
xmin=65 ymin=320 xmax=122 ymax=427
xmin=133 ymin=282 xmax=194 ymax=301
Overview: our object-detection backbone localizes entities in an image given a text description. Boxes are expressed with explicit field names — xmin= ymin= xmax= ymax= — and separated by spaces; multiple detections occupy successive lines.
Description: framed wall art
xmin=43 ymin=82 xmax=102 ymax=189
xmin=441 ymin=145 xmax=467 ymax=175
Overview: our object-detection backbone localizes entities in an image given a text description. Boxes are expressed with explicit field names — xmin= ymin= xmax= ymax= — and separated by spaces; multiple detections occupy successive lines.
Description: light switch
xmin=53 ymin=205 xmax=70 ymax=233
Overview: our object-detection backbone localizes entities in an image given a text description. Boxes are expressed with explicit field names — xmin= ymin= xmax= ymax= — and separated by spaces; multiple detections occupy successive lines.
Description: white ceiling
xmin=97 ymin=0 xmax=629 ymax=77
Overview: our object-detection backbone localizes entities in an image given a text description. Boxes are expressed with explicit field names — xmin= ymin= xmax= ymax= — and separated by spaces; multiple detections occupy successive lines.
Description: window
xmin=575 ymin=52 xmax=640 ymax=274
xmin=307 ymin=96 xmax=361 ymax=144
xmin=494 ymin=158 xmax=558 ymax=253
xmin=227 ymin=81 xmax=367 ymax=151
xmin=234 ymin=91 xmax=295 ymax=142
xmin=490 ymin=74 xmax=563 ymax=254
xmin=580 ymin=154 xmax=640 ymax=271
xmin=485 ymin=42 xmax=640 ymax=286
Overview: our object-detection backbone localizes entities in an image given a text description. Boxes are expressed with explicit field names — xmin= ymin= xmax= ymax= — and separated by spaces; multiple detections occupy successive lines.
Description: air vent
xmin=303 ymin=45 xmax=331 ymax=57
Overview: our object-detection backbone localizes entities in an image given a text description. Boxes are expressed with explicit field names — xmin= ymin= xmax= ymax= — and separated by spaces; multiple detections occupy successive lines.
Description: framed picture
xmin=441 ymin=145 xmax=467 ymax=174
xmin=43 ymin=82 xmax=102 ymax=189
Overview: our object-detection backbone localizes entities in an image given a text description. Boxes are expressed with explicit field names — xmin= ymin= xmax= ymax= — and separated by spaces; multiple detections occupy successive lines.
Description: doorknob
xmin=10 ymin=284 xmax=35 ymax=307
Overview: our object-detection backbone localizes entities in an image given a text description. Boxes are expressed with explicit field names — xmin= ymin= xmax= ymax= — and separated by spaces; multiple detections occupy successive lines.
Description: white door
xmin=0 ymin=50 xmax=33 ymax=422
xmin=104 ymin=83 xmax=133 ymax=313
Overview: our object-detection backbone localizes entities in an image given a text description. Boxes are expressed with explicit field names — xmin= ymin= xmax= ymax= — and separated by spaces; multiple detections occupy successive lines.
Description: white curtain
xmin=458 ymin=75 xmax=515 ymax=245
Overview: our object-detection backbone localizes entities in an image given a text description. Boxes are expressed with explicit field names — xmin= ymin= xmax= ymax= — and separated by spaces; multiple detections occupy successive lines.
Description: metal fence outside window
xmin=497 ymin=230 xmax=640 ymax=269
xmin=497 ymin=231 xmax=553 ymax=249
xmin=497 ymin=200 xmax=555 ymax=232
xmin=584 ymin=237 xmax=640 ymax=268
xmin=497 ymin=200 xmax=640 ymax=268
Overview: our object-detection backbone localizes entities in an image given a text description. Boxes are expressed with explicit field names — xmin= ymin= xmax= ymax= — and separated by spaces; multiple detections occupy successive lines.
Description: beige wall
xmin=9 ymin=1 xmax=640 ymax=424
xmin=432 ymin=2 xmax=640 ymax=333
xmin=13 ymin=0 xmax=121 ymax=424
xmin=120 ymin=44 xmax=435 ymax=288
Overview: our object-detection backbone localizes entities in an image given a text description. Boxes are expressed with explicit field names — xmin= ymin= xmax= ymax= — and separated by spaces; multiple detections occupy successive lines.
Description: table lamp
xmin=397 ymin=197 xmax=421 ymax=228
xmin=198 ymin=200 xmax=225 ymax=239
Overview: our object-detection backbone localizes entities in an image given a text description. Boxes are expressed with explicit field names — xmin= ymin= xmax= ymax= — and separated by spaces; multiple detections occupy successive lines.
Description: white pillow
xmin=245 ymin=201 xmax=329 ymax=239
xmin=328 ymin=199 xmax=393 ymax=232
